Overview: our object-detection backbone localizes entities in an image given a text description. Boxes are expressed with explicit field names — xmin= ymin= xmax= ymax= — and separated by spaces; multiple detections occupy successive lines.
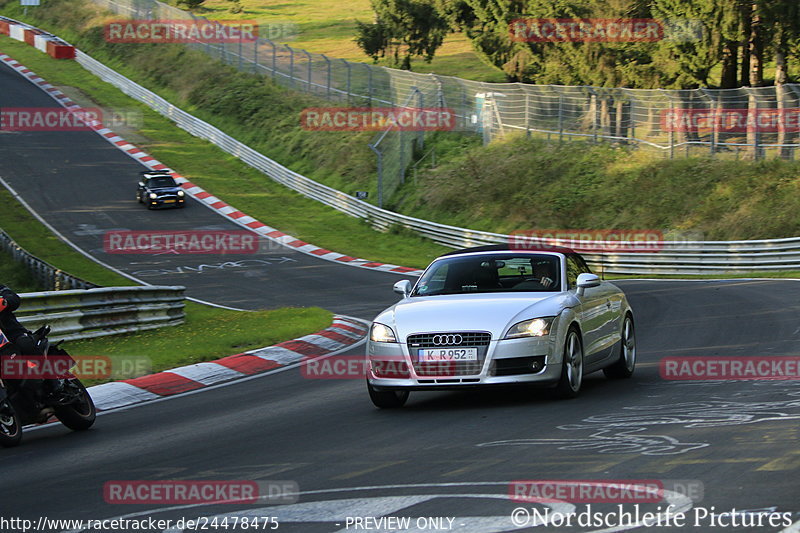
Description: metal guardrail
xmin=0 ymin=229 xmax=97 ymax=290
xmin=17 ymin=286 xmax=186 ymax=341
xmin=69 ymin=50 xmax=800 ymax=275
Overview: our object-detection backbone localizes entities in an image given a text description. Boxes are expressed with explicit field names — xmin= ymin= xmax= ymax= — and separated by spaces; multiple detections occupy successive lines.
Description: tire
xmin=554 ymin=327 xmax=583 ymax=399
xmin=54 ymin=380 xmax=96 ymax=431
xmin=604 ymin=314 xmax=636 ymax=379
xmin=367 ymin=381 xmax=409 ymax=409
xmin=0 ymin=399 xmax=22 ymax=448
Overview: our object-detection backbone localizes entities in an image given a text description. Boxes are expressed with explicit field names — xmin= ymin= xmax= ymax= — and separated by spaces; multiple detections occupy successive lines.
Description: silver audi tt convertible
xmin=366 ymin=245 xmax=636 ymax=408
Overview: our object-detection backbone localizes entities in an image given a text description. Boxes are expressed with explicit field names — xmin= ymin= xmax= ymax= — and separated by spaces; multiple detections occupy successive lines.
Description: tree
xmin=355 ymin=0 xmax=450 ymax=70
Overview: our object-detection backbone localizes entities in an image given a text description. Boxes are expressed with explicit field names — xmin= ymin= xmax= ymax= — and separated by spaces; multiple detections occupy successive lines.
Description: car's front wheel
xmin=367 ymin=381 xmax=409 ymax=409
xmin=554 ymin=327 xmax=583 ymax=399
xmin=603 ymin=314 xmax=636 ymax=379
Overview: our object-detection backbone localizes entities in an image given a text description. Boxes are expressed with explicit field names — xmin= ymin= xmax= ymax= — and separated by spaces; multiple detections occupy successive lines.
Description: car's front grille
xmin=407 ymin=332 xmax=492 ymax=349
xmin=407 ymin=331 xmax=491 ymax=377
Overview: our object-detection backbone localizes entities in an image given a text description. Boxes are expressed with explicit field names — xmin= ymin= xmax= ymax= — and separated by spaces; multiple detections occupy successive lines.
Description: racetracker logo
xmin=510 ymin=18 xmax=664 ymax=42
xmin=103 ymin=230 xmax=259 ymax=254
xmin=509 ymin=480 xmax=664 ymax=503
xmin=103 ymin=480 xmax=298 ymax=504
xmin=299 ymin=107 xmax=456 ymax=132
xmin=0 ymin=355 xmax=151 ymax=380
xmin=104 ymin=20 xmax=259 ymax=43
xmin=660 ymin=357 xmax=800 ymax=380
xmin=661 ymin=108 xmax=800 ymax=133
xmin=0 ymin=107 xmax=101 ymax=131
xmin=510 ymin=229 xmax=665 ymax=253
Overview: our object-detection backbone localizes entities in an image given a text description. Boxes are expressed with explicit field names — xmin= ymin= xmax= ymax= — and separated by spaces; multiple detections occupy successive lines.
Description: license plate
xmin=163 ymin=199 xmax=176 ymax=203
xmin=418 ymin=348 xmax=478 ymax=362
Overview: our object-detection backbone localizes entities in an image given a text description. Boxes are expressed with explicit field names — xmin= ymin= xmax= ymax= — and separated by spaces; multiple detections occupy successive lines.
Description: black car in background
xmin=137 ymin=171 xmax=186 ymax=209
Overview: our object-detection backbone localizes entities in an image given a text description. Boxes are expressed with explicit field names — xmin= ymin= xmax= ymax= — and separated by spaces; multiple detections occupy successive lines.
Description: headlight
xmin=505 ymin=317 xmax=555 ymax=339
xmin=370 ymin=322 xmax=397 ymax=343
xmin=148 ymin=192 xmax=157 ymax=199
xmin=177 ymin=190 xmax=185 ymax=197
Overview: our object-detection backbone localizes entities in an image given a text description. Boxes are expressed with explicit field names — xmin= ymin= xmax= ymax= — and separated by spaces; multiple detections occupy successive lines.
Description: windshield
xmin=412 ymin=253 xmax=561 ymax=296
xmin=148 ymin=176 xmax=177 ymax=188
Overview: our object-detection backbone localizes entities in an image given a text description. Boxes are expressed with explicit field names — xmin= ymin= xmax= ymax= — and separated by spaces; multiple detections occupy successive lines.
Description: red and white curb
xmin=86 ymin=315 xmax=369 ymax=411
xmin=0 ymin=52 xmax=423 ymax=277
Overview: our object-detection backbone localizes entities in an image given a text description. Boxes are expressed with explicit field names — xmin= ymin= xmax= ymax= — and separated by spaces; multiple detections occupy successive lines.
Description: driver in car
xmin=533 ymin=261 xmax=556 ymax=288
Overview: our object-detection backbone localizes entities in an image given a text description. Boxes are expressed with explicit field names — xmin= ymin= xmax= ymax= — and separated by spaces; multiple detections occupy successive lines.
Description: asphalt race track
xmin=1 ymin=56 xmax=799 ymax=532
xmin=0 ymin=60 xmax=413 ymax=319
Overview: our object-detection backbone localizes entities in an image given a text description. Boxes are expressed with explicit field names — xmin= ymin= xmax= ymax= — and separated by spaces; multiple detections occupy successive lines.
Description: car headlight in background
xmin=505 ymin=317 xmax=555 ymax=339
xmin=177 ymin=190 xmax=185 ymax=197
xmin=148 ymin=192 xmax=157 ymax=199
xmin=370 ymin=323 xmax=397 ymax=343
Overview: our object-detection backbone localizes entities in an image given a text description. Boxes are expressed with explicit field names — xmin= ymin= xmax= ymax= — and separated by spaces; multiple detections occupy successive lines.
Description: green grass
xmin=170 ymin=0 xmax=506 ymax=82
xmin=0 ymin=252 xmax=42 ymax=293
xmin=70 ymin=305 xmax=332 ymax=386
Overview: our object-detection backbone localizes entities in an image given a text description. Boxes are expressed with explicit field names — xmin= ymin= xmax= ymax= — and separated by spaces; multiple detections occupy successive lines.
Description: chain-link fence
xmin=89 ymin=0 xmax=800 ymax=202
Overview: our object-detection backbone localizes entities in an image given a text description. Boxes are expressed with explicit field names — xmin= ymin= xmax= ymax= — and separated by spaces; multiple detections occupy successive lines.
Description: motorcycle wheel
xmin=0 ymin=399 xmax=22 ymax=447
xmin=54 ymin=379 xmax=96 ymax=431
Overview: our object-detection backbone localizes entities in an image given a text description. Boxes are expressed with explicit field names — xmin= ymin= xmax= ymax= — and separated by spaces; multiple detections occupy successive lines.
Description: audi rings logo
xmin=432 ymin=334 xmax=462 ymax=346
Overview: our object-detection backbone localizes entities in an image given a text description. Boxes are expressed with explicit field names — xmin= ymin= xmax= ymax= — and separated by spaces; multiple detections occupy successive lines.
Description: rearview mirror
xmin=393 ymin=280 xmax=412 ymax=298
xmin=576 ymin=273 xmax=601 ymax=295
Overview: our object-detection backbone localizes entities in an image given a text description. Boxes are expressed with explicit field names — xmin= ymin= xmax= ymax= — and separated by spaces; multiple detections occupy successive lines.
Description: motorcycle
xmin=0 ymin=325 xmax=96 ymax=447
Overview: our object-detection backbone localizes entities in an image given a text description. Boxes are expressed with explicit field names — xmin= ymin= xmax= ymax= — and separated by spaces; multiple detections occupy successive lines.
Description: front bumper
xmin=367 ymin=336 xmax=562 ymax=390
xmin=148 ymin=195 xmax=185 ymax=208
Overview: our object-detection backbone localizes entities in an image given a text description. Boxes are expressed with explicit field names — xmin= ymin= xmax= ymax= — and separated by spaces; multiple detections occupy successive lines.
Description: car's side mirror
xmin=393 ymin=280 xmax=412 ymax=298
xmin=137 ymin=181 xmax=145 ymax=187
xmin=576 ymin=273 xmax=601 ymax=296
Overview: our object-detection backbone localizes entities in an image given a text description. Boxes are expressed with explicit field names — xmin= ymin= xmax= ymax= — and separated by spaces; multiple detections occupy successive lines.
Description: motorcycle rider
xmin=0 ymin=284 xmax=39 ymax=356
xmin=0 ymin=284 xmax=64 ymax=400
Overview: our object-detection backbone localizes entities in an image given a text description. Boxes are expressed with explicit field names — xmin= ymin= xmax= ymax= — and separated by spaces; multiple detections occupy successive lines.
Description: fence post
xmin=587 ymin=87 xmax=599 ymax=143
xmin=288 ymin=45 xmax=295 ymax=89
xmin=322 ymin=54 xmax=331 ymax=99
xmin=271 ymin=41 xmax=277 ymax=80
xmin=344 ymin=59 xmax=351 ymax=105
xmin=700 ymin=89 xmax=716 ymax=156
xmin=369 ymin=143 xmax=383 ymax=208
xmin=558 ymin=91 xmax=564 ymax=142
xmin=661 ymin=89 xmax=675 ymax=159
xmin=366 ymin=64 xmax=373 ymax=106
xmin=304 ymin=49 xmax=312 ymax=93
xmin=253 ymin=38 xmax=258 ymax=74
xmin=525 ymin=89 xmax=530 ymax=137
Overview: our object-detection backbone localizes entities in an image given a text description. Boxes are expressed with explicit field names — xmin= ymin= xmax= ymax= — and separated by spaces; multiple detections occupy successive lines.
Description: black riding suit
xmin=0 ymin=284 xmax=40 ymax=356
